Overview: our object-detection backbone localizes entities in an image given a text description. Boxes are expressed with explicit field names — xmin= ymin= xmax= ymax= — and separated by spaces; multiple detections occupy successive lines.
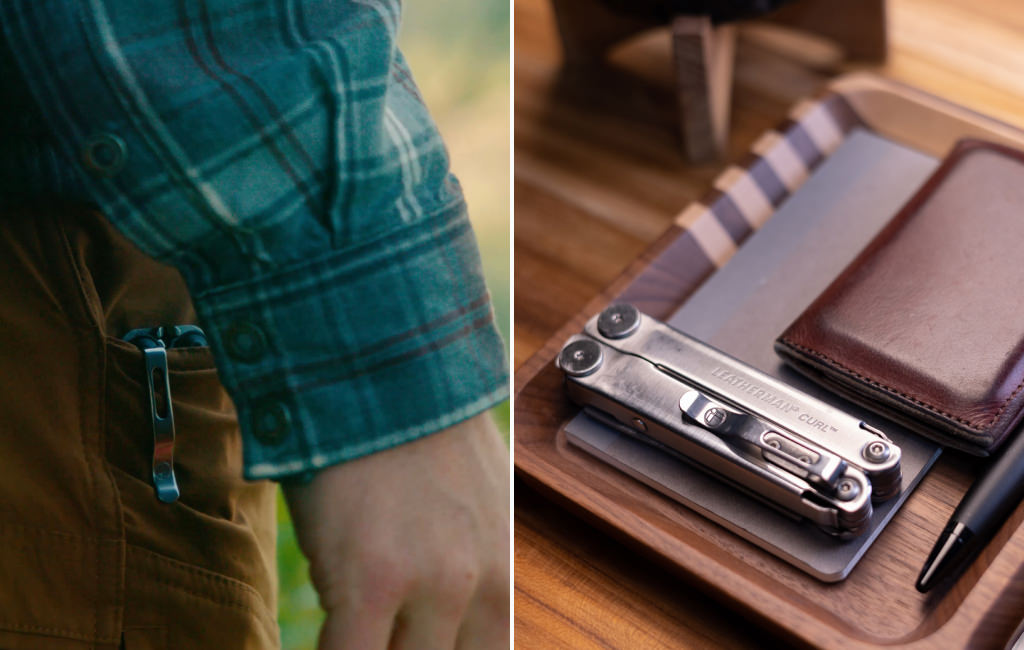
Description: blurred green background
xmin=276 ymin=2 xmax=510 ymax=647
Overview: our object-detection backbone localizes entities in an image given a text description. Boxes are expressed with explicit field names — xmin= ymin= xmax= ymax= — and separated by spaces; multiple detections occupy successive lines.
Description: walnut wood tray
xmin=514 ymin=72 xmax=1024 ymax=649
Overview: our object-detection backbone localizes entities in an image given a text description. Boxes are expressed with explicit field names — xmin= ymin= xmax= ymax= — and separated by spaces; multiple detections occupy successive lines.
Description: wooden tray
xmin=514 ymin=72 xmax=1024 ymax=649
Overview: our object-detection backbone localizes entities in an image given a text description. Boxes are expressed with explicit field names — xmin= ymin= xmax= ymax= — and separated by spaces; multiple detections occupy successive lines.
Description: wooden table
xmin=514 ymin=0 xmax=1024 ymax=647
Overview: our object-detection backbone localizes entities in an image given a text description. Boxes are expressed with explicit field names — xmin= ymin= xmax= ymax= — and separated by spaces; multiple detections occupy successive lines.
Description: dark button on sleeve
xmin=225 ymin=321 xmax=268 ymax=362
xmin=80 ymin=133 xmax=126 ymax=177
xmin=252 ymin=401 xmax=291 ymax=445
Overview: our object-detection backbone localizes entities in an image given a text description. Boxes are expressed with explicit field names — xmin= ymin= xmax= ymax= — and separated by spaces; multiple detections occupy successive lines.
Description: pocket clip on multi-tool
xmin=124 ymin=325 xmax=208 ymax=504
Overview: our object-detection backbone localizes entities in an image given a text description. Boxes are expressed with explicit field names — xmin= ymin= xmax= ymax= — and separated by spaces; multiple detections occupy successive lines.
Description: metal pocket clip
xmin=124 ymin=326 xmax=208 ymax=504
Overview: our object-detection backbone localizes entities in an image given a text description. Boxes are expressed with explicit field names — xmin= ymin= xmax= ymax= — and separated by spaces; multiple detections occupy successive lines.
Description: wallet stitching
xmin=780 ymin=338 xmax=1022 ymax=431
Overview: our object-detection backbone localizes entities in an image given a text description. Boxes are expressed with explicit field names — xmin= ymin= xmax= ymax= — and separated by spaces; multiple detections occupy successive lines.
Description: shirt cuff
xmin=189 ymin=202 xmax=509 ymax=481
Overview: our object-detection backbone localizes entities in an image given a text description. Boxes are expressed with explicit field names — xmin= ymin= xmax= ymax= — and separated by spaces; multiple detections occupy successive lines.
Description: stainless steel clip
xmin=557 ymin=304 xmax=902 ymax=538
xmin=124 ymin=325 xmax=208 ymax=504
xmin=142 ymin=346 xmax=180 ymax=503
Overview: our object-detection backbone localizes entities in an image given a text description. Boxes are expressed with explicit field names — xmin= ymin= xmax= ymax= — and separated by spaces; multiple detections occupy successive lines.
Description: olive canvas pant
xmin=0 ymin=200 xmax=278 ymax=648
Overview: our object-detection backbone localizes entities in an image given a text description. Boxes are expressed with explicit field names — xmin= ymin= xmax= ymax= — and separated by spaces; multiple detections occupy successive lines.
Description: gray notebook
xmin=565 ymin=128 xmax=943 ymax=581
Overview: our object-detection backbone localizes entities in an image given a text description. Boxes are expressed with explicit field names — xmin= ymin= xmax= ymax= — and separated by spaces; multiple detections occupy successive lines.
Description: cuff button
xmin=253 ymin=402 xmax=291 ymax=445
xmin=225 ymin=321 xmax=267 ymax=362
xmin=81 ymin=133 xmax=127 ymax=177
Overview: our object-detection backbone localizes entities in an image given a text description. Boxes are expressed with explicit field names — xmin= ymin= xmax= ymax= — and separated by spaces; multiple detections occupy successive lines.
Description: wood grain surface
xmin=514 ymin=1 xmax=1024 ymax=648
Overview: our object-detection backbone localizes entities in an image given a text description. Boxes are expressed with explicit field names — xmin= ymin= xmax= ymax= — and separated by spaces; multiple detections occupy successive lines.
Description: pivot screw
xmin=862 ymin=440 xmax=891 ymax=463
xmin=597 ymin=304 xmax=641 ymax=339
xmin=558 ymin=339 xmax=604 ymax=377
xmin=836 ymin=477 xmax=861 ymax=501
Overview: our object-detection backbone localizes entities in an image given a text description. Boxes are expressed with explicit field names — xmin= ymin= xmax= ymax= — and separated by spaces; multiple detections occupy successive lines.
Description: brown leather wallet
xmin=775 ymin=139 xmax=1024 ymax=456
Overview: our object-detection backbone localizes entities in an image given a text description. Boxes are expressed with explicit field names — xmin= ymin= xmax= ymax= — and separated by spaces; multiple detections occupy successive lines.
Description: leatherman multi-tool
xmin=557 ymin=304 xmax=902 ymax=538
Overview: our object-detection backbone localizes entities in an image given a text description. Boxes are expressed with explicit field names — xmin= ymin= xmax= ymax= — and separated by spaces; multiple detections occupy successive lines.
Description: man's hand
xmin=282 ymin=413 xmax=510 ymax=649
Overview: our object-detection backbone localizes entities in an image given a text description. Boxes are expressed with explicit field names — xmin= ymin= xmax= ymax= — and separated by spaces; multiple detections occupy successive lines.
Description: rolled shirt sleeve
xmin=0 ymin=0 xmax=509 ymax=479
xmin=195 ymin=200 xmax=507 ymax=479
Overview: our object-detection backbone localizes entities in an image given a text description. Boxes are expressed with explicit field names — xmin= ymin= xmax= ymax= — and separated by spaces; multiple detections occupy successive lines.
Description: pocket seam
xmin=53 ymin=206 xmax=106 ymax=333
xmin=125 ymin=544 xmax=274 ymax=621
xmin=105 ymin=335 xmax=219 ymax=373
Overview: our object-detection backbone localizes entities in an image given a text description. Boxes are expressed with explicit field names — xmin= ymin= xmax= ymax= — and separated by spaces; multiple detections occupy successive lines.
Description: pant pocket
xmin=104 ymin=335 xmax=278 ymax=630
xmin=52 ymin=203 xmax=278 ymax=644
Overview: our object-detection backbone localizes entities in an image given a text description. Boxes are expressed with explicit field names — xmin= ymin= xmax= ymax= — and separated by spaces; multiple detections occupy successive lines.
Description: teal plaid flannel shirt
xmin=0 ymin=1 xmax=508 ymax=480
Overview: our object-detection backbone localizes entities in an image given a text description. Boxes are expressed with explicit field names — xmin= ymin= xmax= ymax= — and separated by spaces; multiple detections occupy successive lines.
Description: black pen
xmin=916 ymin=428 xmax=1024 ymax=592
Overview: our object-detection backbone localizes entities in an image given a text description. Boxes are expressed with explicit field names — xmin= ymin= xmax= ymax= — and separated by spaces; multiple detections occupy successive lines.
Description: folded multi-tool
xmin=557 ymin=304 xmax=902 ymax=538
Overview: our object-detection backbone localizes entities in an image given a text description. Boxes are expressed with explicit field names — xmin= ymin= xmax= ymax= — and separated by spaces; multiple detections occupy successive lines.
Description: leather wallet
xmin=775 ymin=139 xmax=1024 ymax=456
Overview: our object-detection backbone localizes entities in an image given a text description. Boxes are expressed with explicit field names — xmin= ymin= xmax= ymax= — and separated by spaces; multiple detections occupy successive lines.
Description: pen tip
xmin=916 ymin=522 xmax=971 ymax=593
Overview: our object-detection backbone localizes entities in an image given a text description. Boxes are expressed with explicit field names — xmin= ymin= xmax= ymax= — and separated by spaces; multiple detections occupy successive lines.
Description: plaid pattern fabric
xmin=0 ymin=0 xmax=508 ymax=480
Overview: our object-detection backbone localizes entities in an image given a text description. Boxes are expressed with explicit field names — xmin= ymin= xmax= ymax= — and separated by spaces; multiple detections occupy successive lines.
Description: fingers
xmin=387 ymin=575 xmax=510 ymax=650
xmin=387 ymin=544 xmax=481 ymax=649
xmin=455 ymin=572 xmax=511 ymax=650
xmin=318 ymin=557 xmax=509 ymax=650
xmin=319 ymin=603 xmax=397 ymax=650
xmin=387 ymin=597 xmax=466 ymax=650
xmin=314 ymin=555 xmax=409 ymax=650
xmin=320 ymin=591 xmax=510 ymax=650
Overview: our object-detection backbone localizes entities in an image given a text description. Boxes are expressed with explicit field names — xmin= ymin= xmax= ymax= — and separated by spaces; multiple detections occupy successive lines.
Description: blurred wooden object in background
xmin=549 ymin=0 xmax=886 ymax=161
